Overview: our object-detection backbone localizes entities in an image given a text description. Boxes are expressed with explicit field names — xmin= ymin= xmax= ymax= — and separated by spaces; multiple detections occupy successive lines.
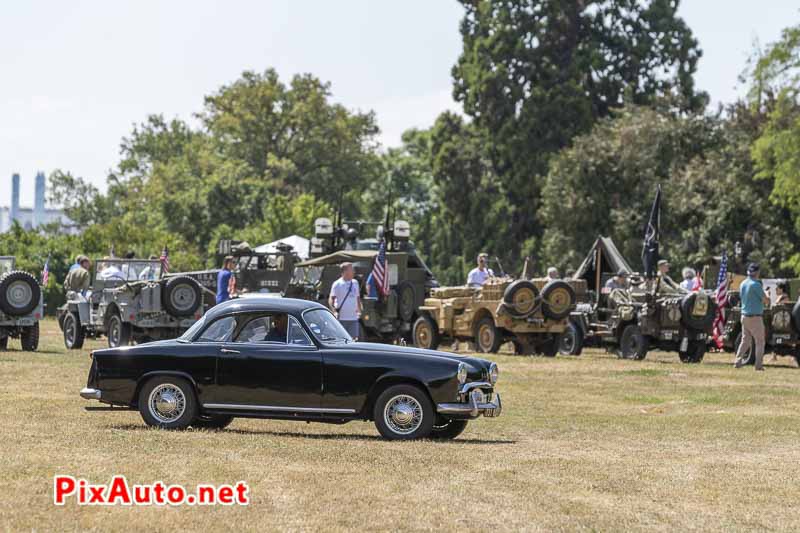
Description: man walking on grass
xmin=734 ymin=263 xmax=768 ymax=371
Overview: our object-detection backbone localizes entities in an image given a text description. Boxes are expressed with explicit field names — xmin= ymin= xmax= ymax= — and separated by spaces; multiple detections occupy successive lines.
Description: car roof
xmin=205 ymin=297 xmax=327 ymax=321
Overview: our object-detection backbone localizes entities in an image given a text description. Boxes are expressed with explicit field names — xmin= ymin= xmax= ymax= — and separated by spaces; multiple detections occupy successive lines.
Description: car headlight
xmin=457 ymin=363 xmax=467 ymax=384
xmin=489 ymin=362 xmax=499 ymax=384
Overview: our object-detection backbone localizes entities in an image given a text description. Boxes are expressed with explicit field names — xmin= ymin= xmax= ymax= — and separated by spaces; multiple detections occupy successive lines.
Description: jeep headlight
xmin=489 ymin=362 xmax=499 ymax=384
xmin=457 ymin=363 xmax=468 ymax=384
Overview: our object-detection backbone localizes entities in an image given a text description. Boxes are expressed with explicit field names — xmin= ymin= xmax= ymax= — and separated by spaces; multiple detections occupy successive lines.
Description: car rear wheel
xmin=138 ymin=376 xmax=198 ymax=430
xmin=429 ymin=418 xmax=468 ymax=440
xmin=474 ymin=317 xmax=502 ymax=353
xmin=20 ymin=323 xmax=39 ymax=351
xmin=63 ymin=311 xmax=85 ymax=349
xmin=107 ymin=313 xmax=131 ymax=348
xmin=373 ymin=384 xmax=434 ymax=440
xmin=413 ymin=315 xmax=440 ymax=350
xmin=619 ymin=324 xmax=648 ymax=360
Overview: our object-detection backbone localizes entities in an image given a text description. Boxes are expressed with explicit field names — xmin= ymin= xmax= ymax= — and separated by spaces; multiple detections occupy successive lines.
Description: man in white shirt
xmin=545 ymin=267 xmax=560 ymax=283
xmin=328 ymin=262 xmax=363 ymax=340
xmin=467 ymin=253 xmax=495 ymax=287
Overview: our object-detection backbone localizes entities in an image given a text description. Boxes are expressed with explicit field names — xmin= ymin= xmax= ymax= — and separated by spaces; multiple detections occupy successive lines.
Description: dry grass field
xmin=2 ymin=319 xmax=800 ymax=531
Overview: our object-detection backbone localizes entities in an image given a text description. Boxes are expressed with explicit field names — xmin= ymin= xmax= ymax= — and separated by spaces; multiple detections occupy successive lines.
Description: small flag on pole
xmin=642 ymin=185 xmax=662 ymax=278
xmin=41 ymin=255 xmax=50 ymax=286
xmin=370 ymin=239 xmax=390 ymax=298
xmin=160 ymin=245 xmax=170 ymax=274
xmin=712 ymin=252 xmax=729 ymax=349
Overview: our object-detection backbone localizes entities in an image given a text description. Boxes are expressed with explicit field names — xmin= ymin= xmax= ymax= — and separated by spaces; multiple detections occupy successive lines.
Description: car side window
xmin=197 ymin=316 xmax=236 ymax=343
xmin=233 ymin=313 xmax=290 ymax=344
xmin=288 ymin=317 xmax=313 ymax=346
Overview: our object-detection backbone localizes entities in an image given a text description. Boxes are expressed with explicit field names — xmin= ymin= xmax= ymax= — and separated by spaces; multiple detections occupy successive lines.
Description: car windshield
xmin=303 ymin=308 xmax=352 ymax=344
xmin=95 ymin=260 xmax=162 ymax=282
xmin=178 ymin=314 xmax=207 ymax=342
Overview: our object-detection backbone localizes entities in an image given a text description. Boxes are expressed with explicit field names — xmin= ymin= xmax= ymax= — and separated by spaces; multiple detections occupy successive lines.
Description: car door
xmin=214 ymin=313 xmax=323 ymax=410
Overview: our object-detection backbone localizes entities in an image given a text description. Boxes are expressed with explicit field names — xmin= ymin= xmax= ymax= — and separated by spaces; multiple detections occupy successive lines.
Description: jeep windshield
xmin=94 ymin=260 xmax=162 ymax=282
xmin=302 ymin=309 xmax=352 ymax=344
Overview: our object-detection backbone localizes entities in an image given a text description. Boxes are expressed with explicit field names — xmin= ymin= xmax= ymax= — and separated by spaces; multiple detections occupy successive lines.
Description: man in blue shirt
xmin=735 ymin=263 xmax=768 ymax=370
xmin=216 ymin=256 xmax=235 ymax=305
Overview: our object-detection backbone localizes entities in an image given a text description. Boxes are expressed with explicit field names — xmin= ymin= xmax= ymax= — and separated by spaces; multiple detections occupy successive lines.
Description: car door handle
xmin=220 ymin=348 xmax=240 ymax=354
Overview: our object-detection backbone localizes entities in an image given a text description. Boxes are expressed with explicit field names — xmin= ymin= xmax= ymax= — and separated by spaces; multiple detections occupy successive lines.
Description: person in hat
xmin=657 ymin=259 xmax=682 ymax=293
xmin=605 ymin=269 xmax=629 ymax=292
xmin=467 ymin=253 xmax=495 ymax=287
xmin=545 ymin=267 xmax=560 ymax=283
xmin=680 ymin=267 xmax=697 ymax=292
xmin=64 ymin=255 xmax=91 ymax=294
xmin=735 ymin=263 xmax=769 ymax=370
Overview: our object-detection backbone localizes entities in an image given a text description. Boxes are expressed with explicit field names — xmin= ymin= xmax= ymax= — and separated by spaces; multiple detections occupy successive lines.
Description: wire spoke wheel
xmin=383 ymin=394 xmax=423 ymax=435
xmin=148 ymin=383 xmax=187 ymax=424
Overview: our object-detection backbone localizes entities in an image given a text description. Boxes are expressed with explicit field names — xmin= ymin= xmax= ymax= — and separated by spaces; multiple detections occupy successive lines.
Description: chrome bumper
xmin=437 ymin=385 xmax=502 ymax=419
xmin=80 ymin=387 xmax=101 ymax=400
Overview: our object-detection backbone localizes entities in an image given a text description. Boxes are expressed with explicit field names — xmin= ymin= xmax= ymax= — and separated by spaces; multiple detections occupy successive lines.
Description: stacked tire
xmin=0 ymin=271 xmax=41 ymax=352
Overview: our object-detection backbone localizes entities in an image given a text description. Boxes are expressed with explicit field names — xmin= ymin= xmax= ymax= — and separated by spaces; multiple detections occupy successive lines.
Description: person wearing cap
xmin=545 ymin=267 xmax=560 ymax=283
xmin=680 ymin=267 xmax=697 ymax=292
xmin=467 ymin=253 xmax=495 ymax=287
xmin=657 ymin=259 xmax=682 ymax=293
xmin=605 ymin=269 xmax=629 ymax=291
xmin=734 ymin=263 xmax=769 ymax=370
xmin=64 ymin=255 xmax=91 ymax=294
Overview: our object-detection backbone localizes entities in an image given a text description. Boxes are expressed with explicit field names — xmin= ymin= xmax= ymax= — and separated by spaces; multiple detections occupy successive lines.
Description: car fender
xmin=362 ymin=369 xmax=450 ymax=419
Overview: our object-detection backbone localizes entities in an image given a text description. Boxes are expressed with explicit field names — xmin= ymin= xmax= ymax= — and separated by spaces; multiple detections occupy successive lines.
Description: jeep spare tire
xmin=502 ymin=280 xmax=539 ymax=318
xmin=680 ymin=292 xmax=716 ymax=331
xmin=541 ymin=280 xmax=576 ymax=320
xmin=0 ymin=271 xmax=40 ymax=316
xmin=162 ymin=276 xmax=202 ymax=317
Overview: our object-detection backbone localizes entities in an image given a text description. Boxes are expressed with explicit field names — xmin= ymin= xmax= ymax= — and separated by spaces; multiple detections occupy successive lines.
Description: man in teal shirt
xmin=734 ymin=263 xmax=768 ymax=370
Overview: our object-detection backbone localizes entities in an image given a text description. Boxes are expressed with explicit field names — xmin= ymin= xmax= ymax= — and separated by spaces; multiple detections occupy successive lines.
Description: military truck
xmin=58 ymin=258 xmax=204 ymax=349
xmin=413 ymin=277 xmax=580 ymax=355
xmin=289 ymin=218 xmax=438 ymax=342
xmin=0 ymin=256 xmax=43 ymax=351
xmin=571 ymin=237 xmax=717 ymax=363
xmin=169 ymin=239 xmax=300 ymax=299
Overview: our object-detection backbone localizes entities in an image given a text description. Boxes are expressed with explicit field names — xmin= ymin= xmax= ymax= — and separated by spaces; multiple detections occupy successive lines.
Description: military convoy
xmin=0 ymin=256 xmax=43 ymax=351
xmin=413 ymin=277 xmax=580 ymax=355
xmin=570 ymin=237 xmax=717 ymax=363
xmin=58 ymin=258 xmax=204 ymax=349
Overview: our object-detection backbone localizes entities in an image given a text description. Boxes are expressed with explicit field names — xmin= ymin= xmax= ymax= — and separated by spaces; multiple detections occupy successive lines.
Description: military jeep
xmin=0 ymin=256 xmax=43 ymax=351
xmin=58 ymin=258 xmax=204 ymax=349
xmin=413 ymin=277 xmax=580 ymax=356
xmin=721 ymin=294 xmax=800 ymax=366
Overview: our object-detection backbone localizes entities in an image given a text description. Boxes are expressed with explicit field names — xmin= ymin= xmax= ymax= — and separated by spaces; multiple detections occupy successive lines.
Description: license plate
xmin=773 ymin=334 xmax=790 ymax=344
xmin=663 ymin=331 xmax=674 ymax=340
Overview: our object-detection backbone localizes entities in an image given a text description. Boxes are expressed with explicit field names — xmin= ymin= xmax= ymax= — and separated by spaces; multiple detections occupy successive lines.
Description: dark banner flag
xmin=642 ymin=185 xmax=661 ymax=278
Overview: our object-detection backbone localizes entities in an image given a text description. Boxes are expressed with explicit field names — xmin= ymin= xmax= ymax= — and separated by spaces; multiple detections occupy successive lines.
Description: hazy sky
xmin=1 ymin=1 xmax=798 ymax=207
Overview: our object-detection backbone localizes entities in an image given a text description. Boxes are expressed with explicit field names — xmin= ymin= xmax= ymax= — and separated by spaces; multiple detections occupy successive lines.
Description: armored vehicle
xmin=0 ymin=256 xmax=43 ymax=351
xmin=58 ymin=258 xmax=204 ymax=349
xmin=413 ymin=277 xmax=580 ymax=356
xmin=289 ymin=218 xmax=438 ymax=342
xmin=169 ymin=239 xmax=300 ymax=299
xmin=571 ymin=237 xmax=717 ymax=363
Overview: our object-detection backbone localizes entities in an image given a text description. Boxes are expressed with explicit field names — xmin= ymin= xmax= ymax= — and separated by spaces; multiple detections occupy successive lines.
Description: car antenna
xmin=384 ymin=183 xmax=393 ymax=251
xmin=334 ymin=187 xmax=344 ymax=250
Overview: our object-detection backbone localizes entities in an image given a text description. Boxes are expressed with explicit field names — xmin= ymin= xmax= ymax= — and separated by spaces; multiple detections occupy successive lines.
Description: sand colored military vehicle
xmin=413 ymin=277 xmax=581 ymax=355
xmin=0 ymin=256 xmax=43 ymax=351
xmin=58 ymin=258 xmax=204 ymax=349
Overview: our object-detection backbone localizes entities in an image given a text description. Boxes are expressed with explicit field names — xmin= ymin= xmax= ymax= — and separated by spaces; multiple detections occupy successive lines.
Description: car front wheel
xmin=373 ymin=384 xmax=434 ymax=440
xmin=138 ymin=376 xmax=198 ymax=430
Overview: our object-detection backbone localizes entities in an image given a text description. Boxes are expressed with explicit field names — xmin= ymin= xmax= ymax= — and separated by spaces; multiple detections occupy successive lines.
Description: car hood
xmin=339 ymin=342 xmax=493 ymax=372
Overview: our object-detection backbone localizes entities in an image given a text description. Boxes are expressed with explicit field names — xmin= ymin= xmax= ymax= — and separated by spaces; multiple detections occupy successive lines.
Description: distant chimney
xmin=34 ymin=171 xmax=45 ymax=227
xmin=10 ymin=173 xmax=20 ymax=225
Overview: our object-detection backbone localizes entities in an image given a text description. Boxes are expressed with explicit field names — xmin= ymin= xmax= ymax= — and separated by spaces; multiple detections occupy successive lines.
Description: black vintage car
xmin=80 ymin=297 xmax=501 ymax=440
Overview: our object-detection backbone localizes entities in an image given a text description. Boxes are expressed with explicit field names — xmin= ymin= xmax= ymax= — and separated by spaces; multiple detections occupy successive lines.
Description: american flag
xmin=712 ymin=252 xmax=729 ymax=348
xmin=41 ymin=255 xmax=50 ymax=286
xmin=160 ymin=245 xmax=170 ymax=275
xmin=371 ymin=239 xmax=390 ymax=297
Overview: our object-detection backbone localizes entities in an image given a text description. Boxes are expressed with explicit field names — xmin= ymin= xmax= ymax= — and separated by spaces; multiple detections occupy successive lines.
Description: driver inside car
xmin=264 ymin=314 xmax=288 ymax=343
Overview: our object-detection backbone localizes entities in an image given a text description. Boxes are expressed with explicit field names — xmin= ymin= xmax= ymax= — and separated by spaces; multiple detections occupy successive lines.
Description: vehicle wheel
xmin=0 ymin=271 xmax=41 ymax=316
xmin=558 ymin=322 xmax=584 ymax=355
xmin=63 ymin=311 xmax=85 ymax=349
xmin=735 ymin=331 xmax=756 ymax=366
xmin=162 ymin=276 xmax=203 ymax=317
xmin=502 ymin=280 xmax=539 ymax=318
xmin=792 ymin=301 xmax=800 ymax=333
xmin=191 ymin=415 xmax=234 ymax=430
xmin=0 ymin=336 xmax=7 ymax=350
xmin=474 ymin=316 xmax=502 ymax=353
xmin=429 ymin=418 xmax=468 ymax=440
xmin=679 ymin=339 xmax=706 ymax=363
xmin=107 ymin=313 xmax=132 ymax=348
xmin=541 ymin=281 xmax=576 ymax=321
xmin=413 ymin=315 xmax=440 ymax=350
xmin=20 ymin=323 xmax=39 ymax=352
xmin=373 ymin=384 xmax=434 ymax=440
xmin=396 ymin=281 xmax=416 ymax=323
xmin=539 ymin=336 xmax=558 ymax=357
xmin=619 ymin=324 xmax=648 ymax=360
xmin=138 ymin=376 xmax=198 ymax=430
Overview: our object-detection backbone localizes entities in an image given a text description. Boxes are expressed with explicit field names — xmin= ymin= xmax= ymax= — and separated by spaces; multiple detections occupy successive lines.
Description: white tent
xmin=254 ymin=235 xmax=310 ymax=260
